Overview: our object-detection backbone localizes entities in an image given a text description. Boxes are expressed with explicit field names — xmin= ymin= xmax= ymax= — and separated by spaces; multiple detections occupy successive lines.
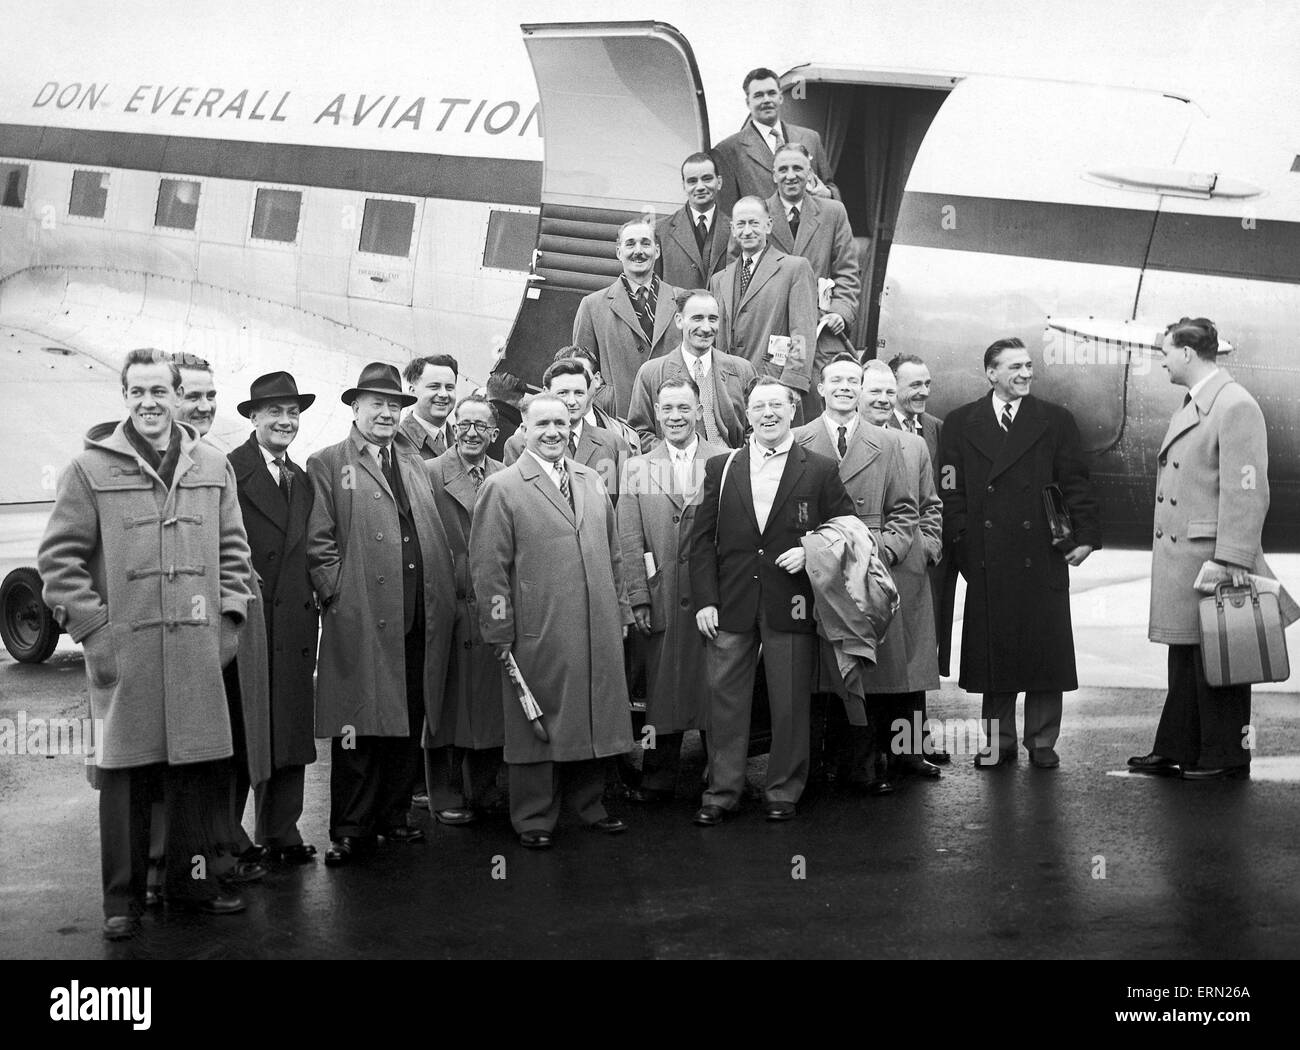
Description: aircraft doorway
xmin=780 ymin=71 xmax=955 ymax=358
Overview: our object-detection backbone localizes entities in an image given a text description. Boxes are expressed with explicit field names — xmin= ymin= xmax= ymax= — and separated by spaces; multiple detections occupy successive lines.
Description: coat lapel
xmin=768 ymin=195 xmax=795 ymax=253
xmin=764 ymin=443 xmax=808 ymax=539
xmin=988 ymin=395 xmax=1049 ymax=482
xmin=728 ymin=446 xmax=760 ymax=534
xmin=794 ymin=195 xmax=822 ymax=255
xmin=1160 ymin=371 xmax=1233 ymax=456
xmin=742 ymin=120 xmax=774 ymax=172
xmin=350 ymin=429 xmax=393 ymax=501
xmin=839 ymin=421 xmax=883 ymax=484
xmin=707 ymin=211 xmax=731 ymax=275
xmin=739 ymin=248 xmax=781 ymax=310
xmin=284 ymin=456 xmax=310 ymax=551
xmin=234 ymin=434 xmax=289 ymax=534
xmin=650 ymin=282 xmax=677 ymax=349
xmin=963 ymin=395 xmax=1006 ymax=469
xmin=670 ymin=209 xmax=705 ymax=272
xmin=517 ymin=453 xmax=574 ymax=526
xmin=441 ymin=453 xmax=480 ymax=516
xmin=607 ymin=284 xmax=644 ymax=343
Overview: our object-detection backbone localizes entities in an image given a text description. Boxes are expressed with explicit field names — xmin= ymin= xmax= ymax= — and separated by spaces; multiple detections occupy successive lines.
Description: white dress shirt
xmin=894 ymin=409 xmax=923 ymax=436
xmin=822 ymin=413 xmax=858 ymax=459
xmin=258 ymin=440 xmax=288 ymax=481
xmin=524 ymin=448 xmax=569 ymax=492
xmin=749 ymin=434 xmax=793 ymax=532
xmin=683 ymin=347 xmax=714 ymax=380
xmin=668 ymin=437 xmax=699 ymax=494
xmin=1187 ymin=368 xmax=1220 ymax=403
xmin=690 ymin=206 xmax=715 ymax=234
xmin=993 ymin=395 xmax=1021 ymax=427
xmin=411 ymin=412 xmax=452 ymax=448
xmin=753 ymin=119 xmax=786 ymax=153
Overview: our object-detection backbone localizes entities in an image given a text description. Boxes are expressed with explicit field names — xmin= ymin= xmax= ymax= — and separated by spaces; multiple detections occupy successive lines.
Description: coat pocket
xmin=83 ymin=627 xmax=120 ymax=689
xmin=1187 ymin=520 xmax=1218 ymax=540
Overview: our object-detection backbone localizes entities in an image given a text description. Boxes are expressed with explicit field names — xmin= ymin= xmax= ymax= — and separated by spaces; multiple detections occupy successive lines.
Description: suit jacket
xmin=689 ymin=441 xmax=853 ymax=634
xmin=710 ymin=247 xmax=819 ymax=393
xmin=938 ymin=393 xmax=1101 ymax=692
xmin=573 ymin=277 xmax=683 ymax=419
xmin=766 ymin=193 xmax=860 ymax=333
xmin=226 ymin=433 xmax=318 ymax=769
xmin=626 ymin=346 xmax=756 ymax=451
xmin=655 ymin=205 xmax=732 ymax=291
xmin=618 ymin=438 xmax=728 ymax=732
xmin=306 ymin=426 xmax=456 ymax=737
xmin=400 ymin=413 xmax=454 ymax=460
xmin=425 ymin=448 xmax=505 ymax=749
xmin=469 ymin=454 xmax=634 ymax=764
xmin=502 ymin=420 xmax=629 ymax=501
xmin=884 ymin=411 xmax=943 ymax=473
xmin=711 ymin=119 xmax=839 ymax=215
xmin=1148 ymin=370 xmax=1296 ymax=644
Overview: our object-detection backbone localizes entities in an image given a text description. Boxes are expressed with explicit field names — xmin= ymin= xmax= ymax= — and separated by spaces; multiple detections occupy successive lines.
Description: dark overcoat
xmin=424 ymin=448 xmax=505 ymax=750
xmin=937 ymin=393 xmax=1101 ymax=693
xmin=469 ymin=454 xmax=634 ymax=764
xmin=227 ymin=433 xmax=318 ymax=768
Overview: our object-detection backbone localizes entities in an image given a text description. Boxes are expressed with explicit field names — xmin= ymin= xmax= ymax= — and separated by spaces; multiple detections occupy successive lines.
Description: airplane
xmin=2 ymin=0 xmax=1298 ymax=663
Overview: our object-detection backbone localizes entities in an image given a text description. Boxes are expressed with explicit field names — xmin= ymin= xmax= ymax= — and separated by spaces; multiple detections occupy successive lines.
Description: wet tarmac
xmin=3 ymin=641 xmax=1299 ymax=960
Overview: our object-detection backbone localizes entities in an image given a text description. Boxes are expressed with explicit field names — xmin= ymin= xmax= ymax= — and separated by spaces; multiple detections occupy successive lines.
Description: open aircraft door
xmin=879 ymin=79 xmax=1197 ymax=464
xmin=498 ymin=21 xmax=710 ymax=387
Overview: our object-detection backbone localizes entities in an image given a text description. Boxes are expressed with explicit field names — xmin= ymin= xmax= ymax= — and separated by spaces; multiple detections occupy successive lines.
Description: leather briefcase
xmin=1041 ymin=483 xmax=1076 ymax=552
xmin=1198 ymin=580 xmax=1291 ymax=687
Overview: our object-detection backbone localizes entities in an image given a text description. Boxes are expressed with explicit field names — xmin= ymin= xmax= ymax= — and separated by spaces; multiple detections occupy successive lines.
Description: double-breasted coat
xmin=617 ymin=439 xmax=728 ymax=733
xmin=794 ymin=418 xmax=921 ymax=690
xmin=938 ymin=393 xmax=1101 ymax=693
xmin=469 ymin=453 xmax=635 ymax=765
xmin=39 ymin=420 xmax=254 ymax=769
xmin=226 ymin=433 xmax=318 ymax=769
xmin=306 ymin=426 xmax=456 ymax=738
xmin=626 ymin=347 xmax=757 ymax=452
xmin=573 ymin=276 xmax=683 ymax=419
xmin=1148 ymin=369 xmax=1298 ymax=643
xmin=424 ymin=448 xmax=506 ymax=750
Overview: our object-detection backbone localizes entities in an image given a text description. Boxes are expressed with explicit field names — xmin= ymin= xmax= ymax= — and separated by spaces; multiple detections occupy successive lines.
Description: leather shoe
xmin=588 ymin=815 xmax=628 ymax=834
xmin=238 ymin=844 xmax=269 ymax=863
xmin=1128 ymin=753 xmax=1180 ymax=776
xmin=1029 ymin=747 xmax=1060 ymax=769
xmin=926 ymin=747 xmax=952 ymax=765
xmin=167 ymin=893 xmax=246 ymax=915
xmin=626 ymin=786 xmax=674 ymax=804
xmin=412 ymin=790 xmax=429 ymax=806
xmin=268 ymin=843 xmax=317 ymax=864
xmin=900 ymin=756 xmax=942 ymax=778
xmin=435 ymin=808 xmax=478 ymax=826
xmin=218 ymin=859 xmax=267 ymax=886
xmin=974 ymin=749 xmax=1017 ymax=768
xmin=382 ymin=824 xmax=426 ymax=844
xmin=519 ymin=830 xmax=553 ymax=849
xmin=102 ymin=915 xmax=139 ymax=941
xmin=864 ymin=778 xmax=896 ymax=796
xmin=324 ymin=836 xmax=374 ymax=866
xmin=1182 ymin=765 xmax=1250 ymax=781
xmin=764 ymin=801 xmax=796 ymax=821
xmin=693 ymin=804 xmax=727 ymax=826
xmin=144 ymin=888 xmax=161 ymax=908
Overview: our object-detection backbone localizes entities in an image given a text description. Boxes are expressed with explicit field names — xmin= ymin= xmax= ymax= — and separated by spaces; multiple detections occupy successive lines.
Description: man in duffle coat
xmin=225 ymin=371 xmax=320 ymax=863
xmin=39 ymin=348 xmax=254 ymax=940
xmin=618 ymin=374 xmax=728 ymax=801
xmin=423 ymin=393 xmax=506 ymax=825
xmin=469 ymin=392 xmax=635 ymax=849
xmin=938 ymin=337 xmax=1100 ymax=770
xmin=306 ymin=362 xmax=456 ymax=865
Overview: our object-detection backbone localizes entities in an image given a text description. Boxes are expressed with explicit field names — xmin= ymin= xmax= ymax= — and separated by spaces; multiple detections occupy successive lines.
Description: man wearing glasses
xmin=423 ymin=395 xmax=506 ymax=825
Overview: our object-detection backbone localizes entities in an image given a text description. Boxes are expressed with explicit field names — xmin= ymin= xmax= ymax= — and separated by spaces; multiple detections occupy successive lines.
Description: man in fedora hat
xmin=225 ymin=372 xmax=320 ymax=863
xmin=306 ymin=363 xmax=456 ymax=865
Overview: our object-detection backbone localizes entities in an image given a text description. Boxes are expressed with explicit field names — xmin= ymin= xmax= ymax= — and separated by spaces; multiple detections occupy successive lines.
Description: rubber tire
xmin=1 ymin=567 xmax=60 ymax=664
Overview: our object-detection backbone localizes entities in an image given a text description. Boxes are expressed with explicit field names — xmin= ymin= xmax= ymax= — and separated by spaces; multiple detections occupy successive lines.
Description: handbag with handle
xmin=1198 ymin=580 xmax=1291 ymax=687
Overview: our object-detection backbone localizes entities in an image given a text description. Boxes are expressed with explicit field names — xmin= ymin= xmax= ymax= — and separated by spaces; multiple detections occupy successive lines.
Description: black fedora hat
xmin=237 ymin=371 xmax=317 ymax=418
xmin=341 ymin=362 xmax=416 ymax=407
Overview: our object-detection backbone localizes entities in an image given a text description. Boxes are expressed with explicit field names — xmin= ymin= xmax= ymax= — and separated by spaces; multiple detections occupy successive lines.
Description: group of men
xmin=37 ymin=65 xmax=1290 ymax=943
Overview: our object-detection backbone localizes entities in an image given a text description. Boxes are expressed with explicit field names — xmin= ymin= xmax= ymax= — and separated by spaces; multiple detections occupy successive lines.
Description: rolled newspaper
xmin=504 ymin=653 xmax=550 ymax=743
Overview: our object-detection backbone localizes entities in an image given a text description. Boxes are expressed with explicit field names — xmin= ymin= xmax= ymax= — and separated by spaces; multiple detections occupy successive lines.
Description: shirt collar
xmin=823 ymin=413 xmax=858 ymax=448
xmin=257 ymin=441 xmax=285 ymax=469
xmin=894 ymin=408 xmax=918 ymax=430
xmin=670 ymin=438 xmax=699 ymax=461
xmin=411 ymin=411 xmax=450 ymax=444
xmin=570 ymin=419 xmax=583 ymax=447
xmin=753 ymin=119 xmax=784 ymax=143
xmin=689 ymin=204 xmax=715 ymax=226
xmin=620 ymin=271 xmax=658 ymax=299
xmin=993 ymin=394 xmax=1020 ymax=417
xmin=682 ymin=347 xmax=713 ymax=376
xmin=751 ymin=433 xmax=794 ymax=460
xmin=524 ymin=448 xmax=564 ymax=482
xmin=1187 ymin=368 xmax=1220 ymax=401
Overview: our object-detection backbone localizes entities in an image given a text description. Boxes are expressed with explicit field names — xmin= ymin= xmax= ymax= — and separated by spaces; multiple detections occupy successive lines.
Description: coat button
xmin=673 ymin=515 xmax=681 ymax=524
xmin=404 ymin=535 xmax=410 ymax=542
xmin=301 ymin=647 xmax=311 ymax=657
xmin=856 ymin=497 xmax=864 ymax=504
xmin=1170 ymin=497 xmax=1177 ymax=506
xmin=758 ymin=549 xmax=764 ymax=555
xmin=373 ymin=492 xmax=381 ymax=499
xmin=1158 ymin=456 xmax=1167 ymax=467
xmin=464 ymin=640 xmax=473 ymax=650
xmin=1024 ymin=558 xmax=1032 ymax=567
xmin=987 ymin=485 xmax=994 ymax=493
xmin=268 ymin=551 xmax=277 ymax=560
xmin=1022 ymin=521 xmax=1031 ymax=529
xmin=1157 ymin=494 xmax=1163 ymax=502
xmin=1155 ymin=528 xmax=1163 ymax=538
xmin=275 ymin=598 xmax=282 ymax=607
xmin=680 ymin=597 xmax=690 ymax=608
xmin=984 ymin=521 xmax=992 ymax=529
xmin=1171 ymin=535 xmax=1177 ymax=543
xmin=408 ymin=563 xmax=415 ymax=570
xmin=375 ymin=531 xmax=383 ymax=540
xmin=377 ymin=575 xmax=385 ymax=583
xmin=378 ymin=620 xmax=387 ymax=629
xmin=1172 ymin=461 xmax=1179 ymax=468
xmin=679 ymin=554 xmax=688 ymax=563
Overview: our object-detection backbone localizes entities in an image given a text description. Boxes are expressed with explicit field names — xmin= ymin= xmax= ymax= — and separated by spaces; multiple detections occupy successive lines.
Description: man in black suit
xmin=226 ymin=372 xmax=320 ymax=863
xmin=711 ymin=67 xmax=839 ymax=215
xmin=690 ymin=376 xmax=853 ymax=823
xmin=656 ymin=152 xmax=732 ymax=291
xmin=938 ymin=338 xmax=1101 ymax=770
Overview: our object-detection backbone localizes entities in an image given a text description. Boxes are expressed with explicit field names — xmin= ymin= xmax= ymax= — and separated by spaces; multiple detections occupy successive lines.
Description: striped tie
xmin=557 ymin=464 xmax=572 ymax=509
xmin=694 ymin=358 xmax=718 ymax=442
xmin=739 ymin=256 xmax=754 ymax=299
xmin=1001 ymin=404 xmax=1014 ymax=432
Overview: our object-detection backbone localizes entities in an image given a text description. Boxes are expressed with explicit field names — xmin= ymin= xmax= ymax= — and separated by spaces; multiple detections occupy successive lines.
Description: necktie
xmin=567 ymin=431 xmax=578 ymax=459
xmin=379 ymin=445 xmax=397 ymax=491
xmin=1183 ymin=393 xmax=1192 ymax=407
xmin=789 ymin=204 xmax=800 ymax=242
xmin=837 ymin=425 xmax=847 ymax=459
xmin=1000 ymin=404 xmax=1014 ymax=432
xmin=633 ymin=286 xmax=655 ymax=342
xmin=695 ymin=214 xmax=708 ymax=254
xmin=770 ymin=126 xmax=784 ymax=151
xmin=739 ymin=256 xmax=754 ymax=299
xmin=274 ymin=456 xmax=291 ymax=500
xmin=557 ymin=464 xmax=573 ymax=509
xmin=904 ymin=416 xmax=917 ymax=435
xmin=469 ymin=463 xmax=484 ymax=490
xmin=693 ymin=358 xmax=719 ymax=442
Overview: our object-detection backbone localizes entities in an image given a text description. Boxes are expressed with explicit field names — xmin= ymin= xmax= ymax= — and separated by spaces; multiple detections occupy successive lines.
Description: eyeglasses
xmin=454 ymin=421 xmax=496 ymax=435
xmin=747 ymin=400 xmax=792 ymax=414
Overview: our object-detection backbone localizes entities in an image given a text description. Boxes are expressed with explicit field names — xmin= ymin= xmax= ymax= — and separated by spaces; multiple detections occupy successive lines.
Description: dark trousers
xmin=98 ymin=760 xmax=226 ymax=917
xmin=705 ymin=614 xmax=816 ymax=809
xmin=328 ymin=619 xmax=425 ymax=840
xmin=425 ymin=745 xmax=503 ymax=811
xmin=1154 ymin=644 xmax=1252 ymax=769
xmin=508 ymin=758 xmax=609 ymax=834
xmin=982 ymin=690 xmax=1062 ymax=755
xmin=235 ymin=765 xmax=307 ymax=848
xmin=640 ymin=731 xmax=709 ymax=793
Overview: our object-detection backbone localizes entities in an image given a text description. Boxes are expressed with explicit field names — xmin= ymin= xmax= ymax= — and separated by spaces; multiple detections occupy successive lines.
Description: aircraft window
xmin=251 ymin=188 xmax=302 ymax=243
xmin=155 ymin=178 xmax=201 ymax=230
xmin=483 ymin=210 xmax=540 ymax=272
xmin=1 ymin=163 xmax=29 ymax=208
xmin=69 ymin=170 xmax=109 ymax=218
xmin=358 ymin=198 xmax=416 ymax=257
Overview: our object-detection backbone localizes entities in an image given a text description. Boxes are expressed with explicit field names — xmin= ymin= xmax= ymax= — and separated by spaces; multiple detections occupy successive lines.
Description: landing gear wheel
xmin=1 ymin=567 xmax=60 ymax=664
